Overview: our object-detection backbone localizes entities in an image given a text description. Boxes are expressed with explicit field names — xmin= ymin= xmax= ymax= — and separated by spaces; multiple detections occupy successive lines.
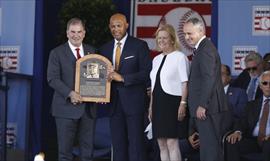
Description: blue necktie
xmin=247 ymin=77 xmax=257 ymax=101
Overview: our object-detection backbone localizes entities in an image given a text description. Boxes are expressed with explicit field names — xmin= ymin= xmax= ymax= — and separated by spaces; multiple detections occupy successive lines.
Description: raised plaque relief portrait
xmin=84 ymin=63 xmax=100 ymax=79
xmin=75 ymin=54 xmax=112 ymax=102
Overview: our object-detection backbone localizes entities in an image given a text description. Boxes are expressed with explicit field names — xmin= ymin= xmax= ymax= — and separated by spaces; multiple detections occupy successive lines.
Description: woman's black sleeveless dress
xmin=152 ymin=55 xmax=188 ymax=138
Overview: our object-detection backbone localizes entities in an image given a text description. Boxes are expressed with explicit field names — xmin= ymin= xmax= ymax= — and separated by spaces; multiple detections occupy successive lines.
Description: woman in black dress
xmin=149 ymin=24 xmax=190 ymax=161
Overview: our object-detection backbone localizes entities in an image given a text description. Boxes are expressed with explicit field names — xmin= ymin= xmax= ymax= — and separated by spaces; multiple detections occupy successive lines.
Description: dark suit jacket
xmin=231 ymin=69 xmax=262 ymax=100
xmin=234 ymin=98 xmax=263 ymax=138
xmin=188 ymin=38 xmax=229 ymax=117
xmin=227 ymin=85 xmax=248 ymax=119
xmin=99 ymin=35 xmax=152 ymax=115
xmin=47 ymin=42 xmax=96 ymax=119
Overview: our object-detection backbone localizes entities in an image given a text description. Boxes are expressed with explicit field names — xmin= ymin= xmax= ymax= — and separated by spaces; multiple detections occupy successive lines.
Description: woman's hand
xmin=178 ymin=103 xmax=186 ymax=121
xmin=148 ymin=107 xmax=152 ymax=122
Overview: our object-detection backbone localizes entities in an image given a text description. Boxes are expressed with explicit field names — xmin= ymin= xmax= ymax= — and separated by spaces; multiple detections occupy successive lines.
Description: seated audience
xmin=221 ymin=64 xmax=248 ymax=119
xmin=225 ymin=70 xmax=270 ymax=161
xmin=263 ymin=52 xmax=270 ymax=71
xmin=232 ymin=52 xmax=263 ymax=101
xmin=179 ymin=119 xmax=200 ymax=161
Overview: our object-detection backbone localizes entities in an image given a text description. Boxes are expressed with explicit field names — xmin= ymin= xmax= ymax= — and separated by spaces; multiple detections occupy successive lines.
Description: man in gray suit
xmin=183 ymin=18 xmax=230 ymax=161
xmin=47 ymin=18 xmax=96 ymax=161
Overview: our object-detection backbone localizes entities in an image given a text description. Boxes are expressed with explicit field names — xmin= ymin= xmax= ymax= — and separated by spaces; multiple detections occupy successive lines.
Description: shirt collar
xmin=263 ymin=96 xmax=270 ymax=102
xmin=224 ymin=84 xmax=229 ymax=94
xmin=195 ymin=35 xmax=206 ymax=50
xmin=68 ymin=41 xmax=83 ymax=51
xmin=114 ymin=33 xmax=128 ymax=47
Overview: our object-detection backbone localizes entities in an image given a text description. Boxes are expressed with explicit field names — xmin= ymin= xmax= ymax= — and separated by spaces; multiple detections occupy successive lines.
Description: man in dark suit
xmin=222 ymin=64 xmax=248 ymax=119
xmin=183 ymin=18 xmax=230 ymax=161
xmin=178 ymin=64 xmax=248 ymax=161
xmin=231 ymin=52 xmax=264 ymax=101
xmin=99 ymin=13 xmax=151 ymax=161
xmin=47 ymin=18 xmax=96 ymax=161
xmin=226 ymin=70 xmax=270 ymax=161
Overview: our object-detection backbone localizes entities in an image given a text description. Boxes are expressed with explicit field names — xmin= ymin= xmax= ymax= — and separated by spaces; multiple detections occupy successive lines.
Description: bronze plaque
xmin=75 ymin=54 xmax=112 ymax=102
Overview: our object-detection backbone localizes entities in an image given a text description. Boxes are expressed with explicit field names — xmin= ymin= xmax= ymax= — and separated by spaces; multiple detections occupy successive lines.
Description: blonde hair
xmin=154 ymin=24 xmax=180 ymax=51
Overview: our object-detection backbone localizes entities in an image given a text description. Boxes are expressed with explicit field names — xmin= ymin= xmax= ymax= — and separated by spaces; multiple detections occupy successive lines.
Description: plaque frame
xmin=75 ymin=54 xmax=112 ymax=102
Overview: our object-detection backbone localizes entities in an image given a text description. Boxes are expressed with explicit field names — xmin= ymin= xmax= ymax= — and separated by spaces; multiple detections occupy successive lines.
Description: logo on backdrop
xmin=253 ymin=6 xmax=270 ymax=36
xmin=0 ymin=46 xmax=20 ymax=72
xmin=232 ymin=46 xmax=258 ymax=75
xmin=0 ymin=123 xmax=17 ymax=148
xmin=130 ymin=0 xmax=212 ymax=56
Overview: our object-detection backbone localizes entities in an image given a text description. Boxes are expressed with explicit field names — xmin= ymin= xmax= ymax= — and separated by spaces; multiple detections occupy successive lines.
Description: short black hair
xmin=263 ymin=52 xmax=270 ymax=60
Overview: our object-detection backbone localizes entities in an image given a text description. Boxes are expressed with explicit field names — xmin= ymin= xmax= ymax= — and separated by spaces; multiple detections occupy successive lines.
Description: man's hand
xmin=69 ymin=91 xmax=82 ymax=105
xmin=107 ymin=71 xmax=124 ymax=82
xmin=196 ymin=106 xmax=206 ymax=120
xmin=226 ymin=131 xmax=242 ymax=144
xmin=146 ymin=87 xmax=151 ymax=97
xmin=264 ymin=135 xmax=270 ymax=141
xmin=188 ymin=132 xmax=200 ymax=149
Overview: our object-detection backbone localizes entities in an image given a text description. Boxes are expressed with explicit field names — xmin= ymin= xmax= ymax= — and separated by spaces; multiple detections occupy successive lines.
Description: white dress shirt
xmin=253 ymin=96 xmax=270 ymax=136
xmin=112 ymin=33 xmax=128 ymax=69
xmin=68 ymin=41 xmax=84 ymax=59
xmin=150 ymin=51 xmax=190 ymax=96
xmin=224 ymin=84 xmax=229 ymax=94
xmin=194 ymin=35 xmax=206 ymax=49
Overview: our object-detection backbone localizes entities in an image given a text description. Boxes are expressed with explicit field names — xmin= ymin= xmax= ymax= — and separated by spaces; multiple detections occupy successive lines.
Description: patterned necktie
xmin=75 ymin=48 xmax=81 ymax=60
xmin=115 ymin=42 xmax=121 ymax=71
xmin=247 ymin=77 xmax=257 ymax=101
xmin=258 ymin=98 xmax=270 ymax=144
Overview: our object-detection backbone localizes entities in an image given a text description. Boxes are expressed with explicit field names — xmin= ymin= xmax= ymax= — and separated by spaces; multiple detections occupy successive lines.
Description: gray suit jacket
xmin=188 ymin=38 xmax=229 ymax=117
xmin=47 ymin=42 xmax=96 ymax=119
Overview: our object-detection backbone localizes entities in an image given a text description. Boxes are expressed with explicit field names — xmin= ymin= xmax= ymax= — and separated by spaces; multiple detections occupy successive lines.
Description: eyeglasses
xmin=246 ymin=67 xmax=258 ymax=71
xmin=261 ymin=81 xmax=270 ymax=86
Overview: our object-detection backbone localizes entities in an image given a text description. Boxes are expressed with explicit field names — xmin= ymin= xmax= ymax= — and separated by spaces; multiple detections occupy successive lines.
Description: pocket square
xmin=124 ymin=55 xmax=135 ymax=60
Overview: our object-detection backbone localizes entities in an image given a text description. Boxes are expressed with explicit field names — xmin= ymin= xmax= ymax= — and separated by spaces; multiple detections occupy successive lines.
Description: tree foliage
xmin=58 ymin=0 xmax=116 ymax=47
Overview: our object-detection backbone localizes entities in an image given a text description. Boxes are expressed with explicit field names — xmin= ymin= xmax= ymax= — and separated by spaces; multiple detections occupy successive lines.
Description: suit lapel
xmin=107 ymin=41 xmax=114 ymax=62
xmin=83 ymin=44 xmax=89 ymax=56
xmin=253 ymin=98 xmax=263 ymax=124
xmin=64 ymin=43 xmax=77 ymax=64
xmin=118 ymin=36 xmax=130 ymax=70
xmin=227 ymin=85 xmax=236 ymax=95
xmin=195 ymin=38 xmax=207 ymax=56
xmin=227 ymin=86 xmax=231 ymax=95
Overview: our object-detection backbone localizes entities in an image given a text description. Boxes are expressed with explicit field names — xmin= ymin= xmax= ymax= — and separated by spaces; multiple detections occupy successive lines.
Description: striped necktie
xmin=115 ymin=42 xmax=121 ymax=71
xmin=258 ymin=98 xmax=270 ymax=144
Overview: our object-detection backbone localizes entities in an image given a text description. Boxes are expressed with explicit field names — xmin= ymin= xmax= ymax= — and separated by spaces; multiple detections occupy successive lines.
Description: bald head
xmin=109 ymin=13 xmax=129 ymax=41
xmin=110 ymin=13 xmax=127 ymax=24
